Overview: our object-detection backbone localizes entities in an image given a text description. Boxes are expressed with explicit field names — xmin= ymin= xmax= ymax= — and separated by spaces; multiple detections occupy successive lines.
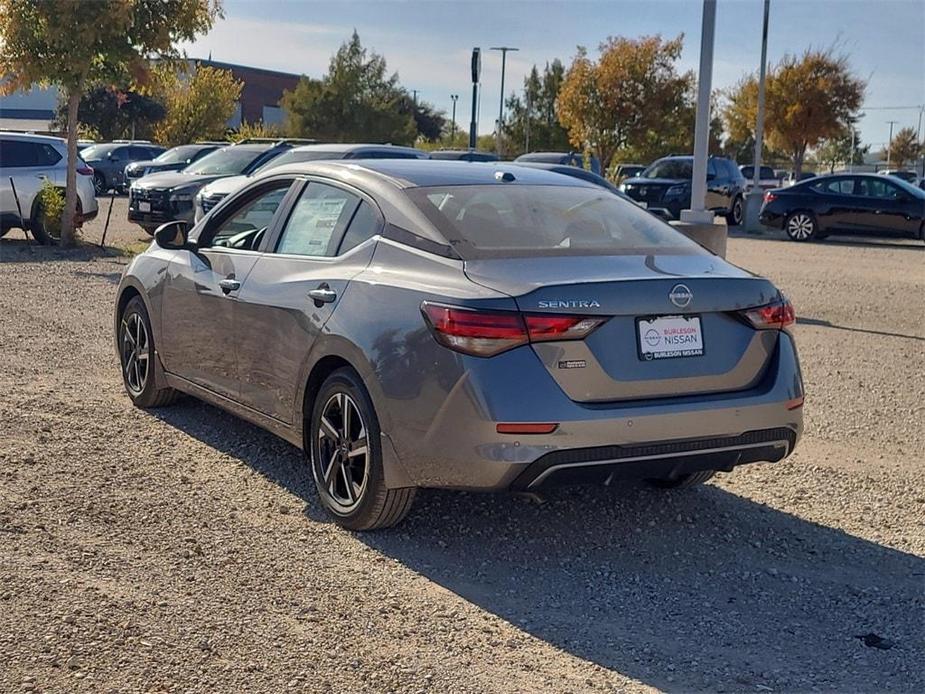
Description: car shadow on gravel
xmin=152 ymin=400 xmax=923 ymax=693
xmin=364 ymin=485 xmax=924 ymax=693
xmin=0 ymin=237 xmax=128 ymax=263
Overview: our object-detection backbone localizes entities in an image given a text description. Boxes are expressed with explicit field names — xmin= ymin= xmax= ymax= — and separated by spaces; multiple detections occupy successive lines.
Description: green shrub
xmin=36 ymin=181 xmax=65 ymax=236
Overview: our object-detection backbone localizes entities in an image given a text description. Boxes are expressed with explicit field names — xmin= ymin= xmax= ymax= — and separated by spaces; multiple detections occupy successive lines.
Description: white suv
xmin=0 ymin=132 xmax=99 ymax=244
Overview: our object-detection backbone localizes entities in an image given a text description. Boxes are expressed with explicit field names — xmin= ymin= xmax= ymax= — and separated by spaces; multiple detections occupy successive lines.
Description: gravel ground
xmin=1 ymin=205 xmax=923 ymax=693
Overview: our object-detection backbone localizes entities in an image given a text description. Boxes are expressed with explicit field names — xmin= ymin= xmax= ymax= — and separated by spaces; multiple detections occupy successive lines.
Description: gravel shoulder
xmin=1 ymin=213 xmax=923 ymax=693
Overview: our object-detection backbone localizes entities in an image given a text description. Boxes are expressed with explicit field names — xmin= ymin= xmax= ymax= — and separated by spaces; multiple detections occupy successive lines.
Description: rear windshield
xmin=741 ymin=166 xmax=776 ymax=179
xmin=406 ymin=184 xmax=705 ymax=259
xmin=185 ymin=147 xmax=266 ymax=175
xmin=642 ymin=159 xmax=692 ymax=179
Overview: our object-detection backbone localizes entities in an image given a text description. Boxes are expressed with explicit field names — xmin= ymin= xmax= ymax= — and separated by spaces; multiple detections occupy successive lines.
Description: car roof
xmin=287 ymin=143 xmax=425 ymax=155
xmin=0 ymin=131 xmax=65 ymax=144
xmin=265 ymin=159 xmax=598 ymax=189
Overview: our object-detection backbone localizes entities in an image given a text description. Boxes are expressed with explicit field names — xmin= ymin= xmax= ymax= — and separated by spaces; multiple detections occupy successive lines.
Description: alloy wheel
xmin=316 ymin=392 xmax=370 ymax=513
xmin=733 ymin=198 xmax=744 ymax=225
xmin=94 ymin=174 xmax=106 ymax=195
xmin=120 ymin=312 xmax=149 ymax=395
xmin=787 ymin=213 xmax=814 ymax=240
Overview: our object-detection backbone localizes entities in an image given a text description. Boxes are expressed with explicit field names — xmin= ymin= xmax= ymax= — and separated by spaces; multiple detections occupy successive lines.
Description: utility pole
xmin=681 ymin=0 xmax=717 ymax=225
xmin=469 ymin=48 xmax=481 ymax=151
xmin=450 ymin=94 xmax=459 ymax=141
xmin=744 ymin=0 xmax=770 ymax=233
xmin=411 ymin=89 xmax=419 ymax=107
xmin=886 ymin=120 xmax=898 ymax=168
xmin=917 ymin=105 xmax=924 ymax=177
xmin=525 ymin=90 xmax=531 ymax=153
xmin=490 ymin=46 xmax=519 ymax=155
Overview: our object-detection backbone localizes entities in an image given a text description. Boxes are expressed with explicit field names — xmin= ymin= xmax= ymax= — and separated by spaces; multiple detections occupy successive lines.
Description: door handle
xmin=219 ymin=278 xmax=241 ymax=294
xmin=308 ymin=285 xmax=337 ymax=305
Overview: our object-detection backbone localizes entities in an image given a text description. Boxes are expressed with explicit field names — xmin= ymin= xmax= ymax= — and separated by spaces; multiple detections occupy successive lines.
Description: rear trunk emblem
xmin=669 ymin=283 xmax=693 ymax=308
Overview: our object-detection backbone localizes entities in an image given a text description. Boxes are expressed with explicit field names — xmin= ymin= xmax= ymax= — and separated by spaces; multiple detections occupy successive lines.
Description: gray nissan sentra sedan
xmin=114 ymin=160 xmax=804 ymax=530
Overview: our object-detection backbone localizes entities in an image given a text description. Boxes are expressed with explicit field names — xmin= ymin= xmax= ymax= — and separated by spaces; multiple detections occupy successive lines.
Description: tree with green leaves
xmin=281 ymin=32 xmax=417 ymax=145
xmin=557 ymin=35 xmax=695 ymax=169
xmin=882 ymin=126 xmax=921 ymax=168
xmin=723 ymin=48 xmax=865 ymax=178
xmin=813 ymin=127 xmax=869 ymax=173
xmin=53 ymin=85 xmax=166 ymax=142
xmin=503 ymin=60 xmax=571 ymax=157
xmin=152 ymin=64 xmax=242 ymax=147
xmin=0 ymin=0 xmax=222 ymax=246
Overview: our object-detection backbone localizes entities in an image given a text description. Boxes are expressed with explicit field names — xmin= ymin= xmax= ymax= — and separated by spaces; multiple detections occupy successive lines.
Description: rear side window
xmin=813 ymin=178 xmax=855 ymax=195
xmin=276 ymin=183 xmax=359 ymax=257
xmin=0 ymin=139 xmax=62 ymax=167
xmin=407 ymin=184 xmax=705 ymax=259
xmin=337 ymin=201 xmax=380 ymax=254
xmin=858 ymin=178 xmax=902 ymax=199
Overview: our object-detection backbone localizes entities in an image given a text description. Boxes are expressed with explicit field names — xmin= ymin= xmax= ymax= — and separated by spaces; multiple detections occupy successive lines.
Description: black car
xmin=620 ymin=155 xmax=748 ymax=225
xmin=128 ymin=139 xmax=312 ymax=234
xmin=81 ymin=141 xmax=166 ymax=194
xmin=514 ymin=151 xmax=602 ymax=175
xmin=759 ymin=173 xmax=925 ymax=241
xmin=123 ymin=143 xmax=224 ymax=183
xmin=429 ymin=150 xmax=498 ymax=162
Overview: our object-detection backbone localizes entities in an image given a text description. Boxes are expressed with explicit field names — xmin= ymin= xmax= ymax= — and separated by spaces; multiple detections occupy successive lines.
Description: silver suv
xmin=0 ymin=132 xmax=99 ymax=244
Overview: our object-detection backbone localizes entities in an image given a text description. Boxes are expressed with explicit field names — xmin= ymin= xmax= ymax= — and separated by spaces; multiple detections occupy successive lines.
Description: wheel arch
xmin=300 ymin=344 xmax=414 ymax=489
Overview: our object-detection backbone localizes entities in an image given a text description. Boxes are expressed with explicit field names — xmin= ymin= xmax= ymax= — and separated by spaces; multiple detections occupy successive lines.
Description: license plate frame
xmin=138 ymin=201 xmax=151 ymax=213
xmin=637 ymin=314 xmax=705 ymax=361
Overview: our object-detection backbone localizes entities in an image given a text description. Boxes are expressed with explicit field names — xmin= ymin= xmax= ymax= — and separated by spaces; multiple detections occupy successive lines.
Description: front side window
xmin=407 ymin=184 xmax=705 ymax=259
xmin=276 ymin=183 xmax=360 ymax=257
xmin=206 ymin=184 xmax=291 ymax=249
xmin=858 ymin=178 xmax=902 ymax=199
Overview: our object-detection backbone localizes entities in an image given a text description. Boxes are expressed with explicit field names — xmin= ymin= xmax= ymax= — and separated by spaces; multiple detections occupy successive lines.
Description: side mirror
xmin=154 ymin=220 xmax=192 ymax=250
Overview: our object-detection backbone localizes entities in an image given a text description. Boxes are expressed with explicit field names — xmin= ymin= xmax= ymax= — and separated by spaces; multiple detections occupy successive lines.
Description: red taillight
xmin=763 ymin=191 xmax=777 ymax=203
xmin=77 ymin=164 xmax=93 ymax=176
xmin=421 ymin=303 xmax=604 ymax=357
xmin=742 ymin=299 xmax=796 ymax=329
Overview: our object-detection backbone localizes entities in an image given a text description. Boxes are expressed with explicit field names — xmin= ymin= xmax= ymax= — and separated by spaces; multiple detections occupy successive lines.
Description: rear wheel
xmin=784 ymin=211 xmax=818 ymax=241
xmin=93 ymin=172 xmax=107 ymax=195
xmin=118 ymin=296 xmax=179 ymax=408
xmin=725 ymin=195 xmax=744 ymax=226
xmin=648 ymin=470 xmax=715 ymax=489
xmin=309 ymin=368 xmax=415 ymax=530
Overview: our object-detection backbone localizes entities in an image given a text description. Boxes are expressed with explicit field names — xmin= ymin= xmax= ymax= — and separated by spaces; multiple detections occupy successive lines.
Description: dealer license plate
xmin=138 ymin=201 xmax=151 ymax=213
xmin=638 ymin=315 xmax=704 ymax=360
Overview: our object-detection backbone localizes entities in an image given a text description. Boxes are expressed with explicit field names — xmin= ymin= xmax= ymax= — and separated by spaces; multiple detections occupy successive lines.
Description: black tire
xmin=0 ymin=227 xmax=9 ymax=238
xmin=30 ymin=200 xmax=59 ymax=245
xmin=648 ymin=470 xmax=715 ymax=489
xmin=117 ymin=296 xmax=179 ymax=408
xmin=309 ymin=368 xmax=415 ymax=530
xmin=93 ymin=172 xmax=107 ymax=195
xmin=784 ymin=211 xmax=818 ymax=242
xmin=725 ymin=195 xmax=744 ymax=226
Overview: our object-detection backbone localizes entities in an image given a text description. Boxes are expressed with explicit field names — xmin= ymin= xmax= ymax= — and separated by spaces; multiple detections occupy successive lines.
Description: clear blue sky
xmin=183 ymin=0 xmax=925 ymax=150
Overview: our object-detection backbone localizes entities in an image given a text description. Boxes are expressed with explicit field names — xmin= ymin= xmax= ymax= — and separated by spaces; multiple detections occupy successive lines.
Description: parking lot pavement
xmin=0 ymin=230 xmax=922 ymax=693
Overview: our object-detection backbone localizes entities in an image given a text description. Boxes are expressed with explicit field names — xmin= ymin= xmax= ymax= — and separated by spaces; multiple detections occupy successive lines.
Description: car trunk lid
xmin=464 ymin=254 xmax=782 ymax=402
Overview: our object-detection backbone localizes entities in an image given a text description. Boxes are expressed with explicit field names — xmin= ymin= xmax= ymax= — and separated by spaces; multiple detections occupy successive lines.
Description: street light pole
xmin=681 ymin=0 xmax=717 ymax=224
xmin=450 ymin=94 xmax=459 ymax=141
xmin=490 ymin=46 xmax=519 ymax=155
xmin=886 ymin=120 xmax=898 ymax=168
xmin=917 ymin=105 xmax=924 ymax=177
xmin=751 ymin=0 xmax=770 ymax=191
xmin=469 ymin=48 xmax=481 ymax=151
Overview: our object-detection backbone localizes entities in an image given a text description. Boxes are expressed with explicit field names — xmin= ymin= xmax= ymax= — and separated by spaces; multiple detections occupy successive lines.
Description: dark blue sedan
xmin=759 ymin=173 xmax=925 ymax=241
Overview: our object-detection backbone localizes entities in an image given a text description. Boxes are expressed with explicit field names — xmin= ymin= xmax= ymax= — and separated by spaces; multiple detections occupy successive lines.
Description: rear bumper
xmin=759 ymin=207 xmax=785 ymax=229
xmin=385 ymin=332 xmax=804 ymax=490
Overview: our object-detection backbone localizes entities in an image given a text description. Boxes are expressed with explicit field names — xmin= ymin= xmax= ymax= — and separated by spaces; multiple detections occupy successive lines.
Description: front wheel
xmin=118 ymin=296 xmax=179 ymax=408
xmin=725 ymin=195 xmax=744 ymax=226
xmin=309 ymin=368 xmax=415 ymax=530
xmin=93 ymin=173 xmax=107 ymax=196
xmin=785 ymin=211 xmax=818 ymax=241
